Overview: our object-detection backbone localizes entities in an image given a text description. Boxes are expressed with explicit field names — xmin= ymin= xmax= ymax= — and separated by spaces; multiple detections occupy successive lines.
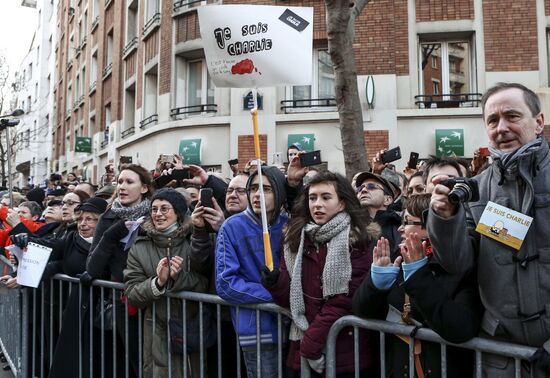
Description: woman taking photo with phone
xmin=262 ymin=171 xmax=379 ymax=377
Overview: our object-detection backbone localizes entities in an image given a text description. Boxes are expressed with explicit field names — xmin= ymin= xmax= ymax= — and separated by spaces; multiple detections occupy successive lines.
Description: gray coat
xmin=428 ymin=139 xmax=550 ymax=377
xmin=124 ymin=218 xmax=209 ymax=378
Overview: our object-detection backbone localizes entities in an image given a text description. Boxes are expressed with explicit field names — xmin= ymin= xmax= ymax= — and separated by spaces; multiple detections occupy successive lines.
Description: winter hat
xmin=26 ymin=187 xmax=46 ymax=207
xmin=94 ymin=184 xmax=116 ymax=199
xmin=150 ymin=188 xmax=188 ymax=223
xmin=76 ymin=197 xmax=108 ymax=215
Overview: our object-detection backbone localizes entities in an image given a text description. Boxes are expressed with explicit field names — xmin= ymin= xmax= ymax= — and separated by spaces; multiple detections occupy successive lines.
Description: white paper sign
xmin=198 ymin=5 xmax=313 ymax=88
xmin=11 ymin=242 xmax=52 ymax=288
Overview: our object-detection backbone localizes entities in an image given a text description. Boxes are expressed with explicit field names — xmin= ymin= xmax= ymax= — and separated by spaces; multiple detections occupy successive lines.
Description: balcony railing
xmin=280 ymin=98 xmax=337 ymax=112
xmin=142 ymin=13 xmax=161 ymax=37
xmin=89 ymin=81 xmax=97 ymax=94
xmin=122 ymin=37 xmax=138 ymax=58
xmin=170 ymin=104 xmax=217 ymax=118
xmin=121 ymin=126 xmax=135 ymax=139
xmin=102 ymin=62 xmax=112 ymax=79
xmin=414 ymin=93 xmax=482 ymax=109
xmin=91 ymin=15 xmax=99 ymax=31
xmin=173 ymin=0 xmax=202 ymax=12
xmin=79 ymin=36 xmax=87 ymax=50
xmin=139 ymin=114 xmax=158 ymax=129
xmin=100 ymin=139 xmax=108 ymax=149
xmin=66 ymin=59 xmax=73 ymax=70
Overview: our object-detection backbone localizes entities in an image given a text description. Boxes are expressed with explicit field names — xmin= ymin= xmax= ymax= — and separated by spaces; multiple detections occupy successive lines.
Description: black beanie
xmin=26 ymin=187 xmax=45 ymax=205
xmin=150 ymin=188 xmax=188 ymax=222
xmin=76 ymin=197 xmax=108 ymax=215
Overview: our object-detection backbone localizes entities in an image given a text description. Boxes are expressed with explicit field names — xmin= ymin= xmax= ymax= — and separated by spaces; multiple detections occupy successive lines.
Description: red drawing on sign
xmin=231 ymin=59 xmax=255 ymax=75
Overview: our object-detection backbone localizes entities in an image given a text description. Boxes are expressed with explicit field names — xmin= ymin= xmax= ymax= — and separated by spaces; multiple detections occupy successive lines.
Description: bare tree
xmin=325 ymin=0 xmax=371 ymax=179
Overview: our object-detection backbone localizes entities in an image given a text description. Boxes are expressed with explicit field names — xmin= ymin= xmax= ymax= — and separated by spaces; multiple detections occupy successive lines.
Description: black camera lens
xmin=448 ymin=183 xmax=472 ymax=204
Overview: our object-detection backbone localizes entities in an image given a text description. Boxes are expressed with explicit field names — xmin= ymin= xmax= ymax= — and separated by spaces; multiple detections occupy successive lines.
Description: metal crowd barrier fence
xmin=0 ymin=285 xmax=28 ymax=377
xmin=325 ymin=315 xmax=538 ymax=378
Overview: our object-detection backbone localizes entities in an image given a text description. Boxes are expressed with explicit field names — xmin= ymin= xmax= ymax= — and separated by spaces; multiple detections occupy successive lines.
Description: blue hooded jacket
xmin=215 ymin=166 xmax=288 ymax=346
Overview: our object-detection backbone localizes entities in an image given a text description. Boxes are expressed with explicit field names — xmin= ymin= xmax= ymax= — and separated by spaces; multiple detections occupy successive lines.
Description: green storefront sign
xmin=75 ymin=137 xmax=92 ymax=153
xmin=179 ymin=138 xmax=201 ymax=165
xmin=287 ymin=134 xmax=315 ymax=152
xmin=435 ymin=129 xmax=464 ymax=157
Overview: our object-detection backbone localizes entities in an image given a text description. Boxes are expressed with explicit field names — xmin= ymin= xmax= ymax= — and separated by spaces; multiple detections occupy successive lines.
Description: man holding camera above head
xmin=428 ymin=82 xmax=550 ymax=377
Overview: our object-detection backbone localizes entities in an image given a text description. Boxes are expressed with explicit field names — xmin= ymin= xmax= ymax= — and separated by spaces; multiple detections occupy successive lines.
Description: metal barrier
xmin=0 ymin=285 xmax=27 ymax=377
xmin=19 ymin=273 xmax=296 ymax=378
xmin=325 ymin=315 xmax=538 ymax=378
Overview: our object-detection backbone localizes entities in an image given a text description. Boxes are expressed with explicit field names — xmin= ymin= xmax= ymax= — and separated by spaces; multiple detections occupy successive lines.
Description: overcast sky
xmin=0 ymin=0 xmax=38 ymax=78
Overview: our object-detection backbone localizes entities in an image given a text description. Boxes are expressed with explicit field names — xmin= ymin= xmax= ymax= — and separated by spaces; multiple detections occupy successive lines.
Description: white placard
xmin=9 ymin=242 xmax=52 ymax=288
xmin=198 ymin=5 xmax=313 ymax=88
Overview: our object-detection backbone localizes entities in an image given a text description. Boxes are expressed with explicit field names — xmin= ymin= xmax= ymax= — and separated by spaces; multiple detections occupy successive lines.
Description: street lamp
xmin=0 ymin=109 xmax=24 ymax=207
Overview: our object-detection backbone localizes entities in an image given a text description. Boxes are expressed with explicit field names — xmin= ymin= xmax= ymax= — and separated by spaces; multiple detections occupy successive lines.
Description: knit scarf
xmin=284 ymin=211 xmax=352 ymax=341
xmin=110 ymin=198 xmax=151 ymax=221
xmin=489 ymin=137 xmax=542 ymax=175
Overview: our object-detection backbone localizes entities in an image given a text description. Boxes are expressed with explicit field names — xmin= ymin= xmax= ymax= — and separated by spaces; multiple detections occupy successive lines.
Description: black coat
xmin=373 ymin=210 xmax=402 ymax=258
xmin=352 ymin=261 xmax=482 ymax=378
xmin=86 ymin=209 xmax=128 ymax=281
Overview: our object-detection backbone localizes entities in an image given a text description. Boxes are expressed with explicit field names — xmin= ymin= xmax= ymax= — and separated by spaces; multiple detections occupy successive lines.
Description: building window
xmin=417 ymin=38 xmax=479 ymax=108
xmin=28 ymin=63 xmax=33 ymax=80
xmin=35 ymin=83 xmax=38 ymax=100
xmin=187 ymin=59 xmax=214 ymax=107
xmin=27 ymin=96 xmax=31 ymax=112
xmin=146 ymin=0 xmax=159 ymax=22
xmin=126 ymin=0 xmax=138 ymax=42
xmin=143 ymin=65 xmax=158 ymax=119
xmin=25 ymin=130 xmax=30 ymax=148
xmin=91 ymin=51 xmax=98 ymax=89
xmin=124 ymin=84 xmax=136 ymax=132
xmin=106 ymin=32 xmax=113 ymax=66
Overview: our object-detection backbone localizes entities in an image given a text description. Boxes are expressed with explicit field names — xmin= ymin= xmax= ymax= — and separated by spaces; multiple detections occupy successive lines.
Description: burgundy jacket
xmin=268 ymin=236 xmax=375 ymax=374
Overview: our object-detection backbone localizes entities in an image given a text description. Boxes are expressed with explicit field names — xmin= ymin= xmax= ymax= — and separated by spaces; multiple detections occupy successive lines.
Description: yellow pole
xmin=251 ymin=100 xmax=273 ymax=271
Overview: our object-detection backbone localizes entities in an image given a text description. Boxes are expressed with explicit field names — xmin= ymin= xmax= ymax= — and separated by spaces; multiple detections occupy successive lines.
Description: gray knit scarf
xmin=489 ymin=137 xmax=542 ymax=173
xmin=284 ymin=211 xmax=352 ymax=341
xmin=110 ymin=198 xmax=151 ymax=221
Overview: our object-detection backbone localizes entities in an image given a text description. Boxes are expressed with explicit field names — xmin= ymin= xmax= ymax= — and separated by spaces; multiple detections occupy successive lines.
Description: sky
xmin=0 ymin=0 xmax=38 ymax=79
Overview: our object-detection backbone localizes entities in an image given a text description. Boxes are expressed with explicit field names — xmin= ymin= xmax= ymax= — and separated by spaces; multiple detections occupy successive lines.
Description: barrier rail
xmin=325 ymin=316 xmax=538 ymax=378
xmin=0 ymin=269 xmax=542 ymax=378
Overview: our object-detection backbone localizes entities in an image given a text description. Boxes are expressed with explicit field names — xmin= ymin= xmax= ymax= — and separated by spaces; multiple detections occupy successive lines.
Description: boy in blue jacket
xmin=215 ymin=165 xmax=288 ymax=378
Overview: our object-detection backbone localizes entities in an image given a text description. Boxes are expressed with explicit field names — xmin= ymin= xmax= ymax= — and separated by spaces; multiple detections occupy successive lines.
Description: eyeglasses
xmin=248 ymin=184 xmax=273 ymax=194
xmin=402 ymin=218 xmax=424 ymax=227
xmin=77 ymin=216 xmax=98 ymax=224
xmin=226 ymin=187 xmax=247 ymax=196
xmin=355 ymin=183 xmax=384 ymax=193
xmin=151 ymin=206 xmax=173 ymax=215
xmin=62 ymin=200 xmax=81 ymax=207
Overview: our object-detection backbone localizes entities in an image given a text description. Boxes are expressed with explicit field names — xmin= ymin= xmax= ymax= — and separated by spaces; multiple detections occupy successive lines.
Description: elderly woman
xmin=124 ymin=188 xmax=210 ymax=377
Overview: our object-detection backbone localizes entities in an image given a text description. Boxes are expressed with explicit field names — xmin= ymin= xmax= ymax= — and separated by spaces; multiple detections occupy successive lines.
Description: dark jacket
xmin=86 ymin=208 xmax=129 ymax=281
xmin=353 ymin=261 xmax=481 ymax=378
xmin=374 ymin=209 xmax=402 ymax=258
xmin=268 ymin=235 xmax=376 ymax=374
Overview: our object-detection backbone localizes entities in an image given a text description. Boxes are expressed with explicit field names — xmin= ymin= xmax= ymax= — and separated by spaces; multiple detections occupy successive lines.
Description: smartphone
xmin=228 ymin=158 xmax=239 ymax=166
xmin=381 ymin=147 xmax=402 ymax=164
xmin=299 ymin=150 xmax=321 ymax=167
xmin=407 ymin=152 xmax=419 ymax=169
xmin=200 ymin=188 xmax=214 ymax=208
xmin=479 ymin=147 xmax=490 ymax=157
xmin=172 ymin=169 xmax=190 ymax=180
xmin=272 ymin=152 xmax=283 ymax=166
xmin=119 ymin=156 xmax=133 ymax=164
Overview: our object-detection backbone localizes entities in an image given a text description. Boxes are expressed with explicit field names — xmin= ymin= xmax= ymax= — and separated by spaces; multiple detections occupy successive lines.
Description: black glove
xmin=10 ymin=233 xmax=29 ymax=249
xmin=79 ymin=271 xmax=94 ymax=287
xmin=529 ymin=347 xmax=550 ymax=373
xmin=261 ymin=266 xmax=280 ymax=288
xmin=104 ymin=220 xmax=130 ymax=240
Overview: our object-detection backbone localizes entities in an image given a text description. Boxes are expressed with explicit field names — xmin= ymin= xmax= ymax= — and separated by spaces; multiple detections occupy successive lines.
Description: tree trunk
xmin=325 ymin=0 xmax=370 ymax=180
xmin=0 ymin=129 xmax=7 ymax=187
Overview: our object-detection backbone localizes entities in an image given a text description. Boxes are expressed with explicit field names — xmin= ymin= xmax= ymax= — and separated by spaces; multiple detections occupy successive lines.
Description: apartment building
xmin=53 ymin=0 xmax=550 ymax=183
xmin=13 ymin=0 xmax=57 ymax=188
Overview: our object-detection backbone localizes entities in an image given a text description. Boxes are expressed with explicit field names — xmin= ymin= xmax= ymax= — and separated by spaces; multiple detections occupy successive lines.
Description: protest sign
xmin=198 ymin=5 xmax=313 ymax=88
xmin=8 ymin=242 xmax=52 ymax=288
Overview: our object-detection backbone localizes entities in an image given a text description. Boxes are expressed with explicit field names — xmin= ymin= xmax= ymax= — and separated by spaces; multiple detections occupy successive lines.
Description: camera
xmin=441 ymin=177 xmax=479 ymax=204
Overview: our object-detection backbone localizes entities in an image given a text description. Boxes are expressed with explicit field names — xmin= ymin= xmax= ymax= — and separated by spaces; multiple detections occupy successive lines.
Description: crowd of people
xmin=0 ymin=82 xmax=548 ymax=378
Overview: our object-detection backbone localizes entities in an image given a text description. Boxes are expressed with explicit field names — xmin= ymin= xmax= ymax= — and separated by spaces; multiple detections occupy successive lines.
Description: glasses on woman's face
xmin=151 ymin=206 xmax=173 ymax=215
xmin=62 ymin=200 xmax=81 ymax=207
xmin=402 ymin=218 xmax=424 ymax=227
xmin=77 ymin=216 xmax=98 ymax=224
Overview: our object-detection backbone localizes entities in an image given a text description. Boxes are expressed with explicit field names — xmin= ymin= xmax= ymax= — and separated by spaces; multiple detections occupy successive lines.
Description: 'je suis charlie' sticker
xmin=475 ymin=201 xmax=533 ymax=250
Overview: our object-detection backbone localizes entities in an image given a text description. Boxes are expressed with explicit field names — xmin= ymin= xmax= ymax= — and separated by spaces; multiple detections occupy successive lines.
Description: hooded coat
xmin=124 ymin=218 xmax=209 ymax=377
xmin=215 ymin=166 xmax=289 ymax=346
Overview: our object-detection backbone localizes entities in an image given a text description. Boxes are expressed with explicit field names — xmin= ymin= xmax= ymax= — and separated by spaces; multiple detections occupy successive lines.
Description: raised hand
xmin=401 ymin=233 xmax=427 ymax=263
xmin=430 ymin=175 xmax=458 ymax=219
xmin=156 ymin=257 xmax=170 ymax=287
xmin=169 ymin=256 xmax=183 ymax=280
xmin=373 ymin=237 xmax=402 ymax=267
